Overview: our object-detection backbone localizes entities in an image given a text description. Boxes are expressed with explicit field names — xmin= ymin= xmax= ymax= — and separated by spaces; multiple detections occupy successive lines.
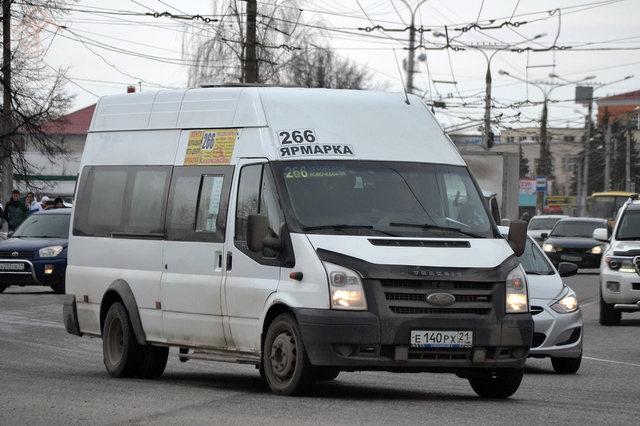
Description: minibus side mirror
xmin=247 ymin=214 xmax=282 ymax=252
xmin=540 ymin=232 xmax=548 ymax=239
xmin=507 ymin=220 xmax=527 ymax=257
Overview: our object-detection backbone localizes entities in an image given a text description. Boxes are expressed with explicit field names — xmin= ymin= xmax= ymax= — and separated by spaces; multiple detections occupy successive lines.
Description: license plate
xmin=561 ymin=255 xmax=582 ymax=262
xmin=0 ymin=263 xmax=24 ymax=270
xmin=410 ymin=330 xmax=473 ymax=348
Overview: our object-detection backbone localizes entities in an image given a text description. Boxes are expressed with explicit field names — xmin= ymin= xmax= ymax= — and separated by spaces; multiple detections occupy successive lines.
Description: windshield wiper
xmin=389 ymin=222 xmax=483 ymax=238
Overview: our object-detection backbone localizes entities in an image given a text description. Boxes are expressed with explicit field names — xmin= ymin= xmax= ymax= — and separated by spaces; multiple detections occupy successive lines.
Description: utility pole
xmin=245 ymin=0 xmax=258 ymax=83
xmin=2 ymin=0 xmax=14 ymax=203
xmin=627 ymin=129 xmax=632 ymax=192
xmin=604 ymin=122 xmax=611 ymax=192
xmin=400 ymin=0 xmax=429 ymax=95
xmin=580 ymin=99 xmax=593 ymax=215
xmin=537 ymin=101 xmax=548 ymax=215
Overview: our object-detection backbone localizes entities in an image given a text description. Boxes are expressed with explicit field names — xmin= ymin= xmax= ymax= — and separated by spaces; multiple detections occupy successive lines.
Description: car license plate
xmin=561 ymin=255 xmax=582 ymax=262
xmin=0 ymin=263 xmax=24 ymax=270
xmin=410 ymin=330 xmax=473 ymax=348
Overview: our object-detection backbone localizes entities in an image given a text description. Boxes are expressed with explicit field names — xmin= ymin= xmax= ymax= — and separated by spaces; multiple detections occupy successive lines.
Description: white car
xmin=500 ymin=226 xmax=583 ymax=373
xmin=527 ymin=214 xmax=568 ymax=245
xmin=594 ymin=194 xmax=640 ymax=325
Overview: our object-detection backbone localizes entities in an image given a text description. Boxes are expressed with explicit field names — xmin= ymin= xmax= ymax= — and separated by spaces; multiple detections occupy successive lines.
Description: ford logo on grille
xmin=426 ymin=292 xmax=456 ymax=306
xmin=11 ymin=251 xmax=19 ymax=257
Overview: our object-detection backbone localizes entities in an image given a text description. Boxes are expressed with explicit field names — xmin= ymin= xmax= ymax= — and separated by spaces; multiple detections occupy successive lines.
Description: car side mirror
xmin=593 ymin=227 xmax=609 ymax=242
xmin=507 ymin=220 xmax=527 ymax=257
xmin=540 ymin=232 xmax=548 ymax=239
xmin=557 ymin=262 xmax=578 ymax=278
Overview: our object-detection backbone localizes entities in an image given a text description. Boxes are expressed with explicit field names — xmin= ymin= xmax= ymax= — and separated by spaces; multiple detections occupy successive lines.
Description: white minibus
xmin=63 ymin=86 xmax=531 ymax=398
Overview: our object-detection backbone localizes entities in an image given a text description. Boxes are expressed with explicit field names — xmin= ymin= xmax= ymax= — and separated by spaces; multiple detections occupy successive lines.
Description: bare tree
xmin=1 ymin=0 xmax=74 ymax=203
xmin=182 ymin=0 xmax=377 ymax=90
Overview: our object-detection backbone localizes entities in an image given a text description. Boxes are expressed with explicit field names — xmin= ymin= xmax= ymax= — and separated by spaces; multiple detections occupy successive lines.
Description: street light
xmin=400 ymin=0 xmax=430 ymax=95
xmin=498 ymin=70 xmax=595 ymax=215
xmin=433 ymin=33 xmax=545 ymax=151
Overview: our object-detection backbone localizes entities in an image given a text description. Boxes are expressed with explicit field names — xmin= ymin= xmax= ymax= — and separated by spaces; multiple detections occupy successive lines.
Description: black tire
xmin=263 ymin=313 xmax=316 ymax=396
xmin=50 ymin=278 xmax=65 ymax=294
xmin=599 ymin=291 xmax=621 ymax=326
xmin=137 ymin=345 xmax=169 ymax=379
xmin=468 ymin=368 xmax=524 ymax=399
xmin=103 ymin=302 xmax=142 ymax=378
xmin=551 ymin=353 xmax=582 ymax=374
xmin=0 ymin=285 xmax=7 ymax=293
xmin=316 ymin=367 xmax=340 ymax=381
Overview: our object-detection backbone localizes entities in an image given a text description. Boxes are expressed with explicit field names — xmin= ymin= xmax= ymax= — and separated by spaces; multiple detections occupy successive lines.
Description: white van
xmin=63 ymin=86 xmax=531 ymax=398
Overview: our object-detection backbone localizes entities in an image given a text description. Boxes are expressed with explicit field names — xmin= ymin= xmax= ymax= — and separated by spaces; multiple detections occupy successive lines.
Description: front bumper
xmin=295 ymin=307 xmax=532 ymax=373
xmin=546 ymin=252 xmax=601 ymax=269
xmin=529 ymin=304 xmax=583 ymax=359
xmin=600 ymin=268 xmax=640 ymax=308
xmin=0 ymin=258 xmax=66 ymax=286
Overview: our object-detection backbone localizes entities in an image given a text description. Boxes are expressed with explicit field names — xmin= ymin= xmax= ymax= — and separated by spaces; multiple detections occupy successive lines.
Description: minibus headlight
xmin=506 ymin=265 xmax=529 ymax=313
xmin=39 ymin=246 xmax=63 ymax=258
xmin=323 ymin=262 xmax=367 ymax=311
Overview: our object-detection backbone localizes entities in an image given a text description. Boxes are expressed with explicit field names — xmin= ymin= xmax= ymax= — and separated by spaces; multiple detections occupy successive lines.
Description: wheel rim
xmin=269 ymin=330 xmax=296 ymax=382
xmin=106 ymin=317 xmax=124 ymax=366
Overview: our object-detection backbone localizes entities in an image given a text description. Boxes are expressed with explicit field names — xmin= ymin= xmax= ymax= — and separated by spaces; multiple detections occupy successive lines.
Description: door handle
xmin=226 ymin=252 xmax=232 ymax=271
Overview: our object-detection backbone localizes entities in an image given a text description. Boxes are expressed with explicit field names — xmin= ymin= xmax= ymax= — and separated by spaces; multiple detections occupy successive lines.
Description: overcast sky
xmin=32 ymin=0 xmax=640 ymax=133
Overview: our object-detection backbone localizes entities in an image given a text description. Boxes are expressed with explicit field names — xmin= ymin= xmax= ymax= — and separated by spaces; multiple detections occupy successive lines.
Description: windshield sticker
xmin=283 ymin=165 xmax=347 ymax=179
xmin=279 ymin=144 xmax=355 ymax=158
xmin=184 ymin=129 xmax=237 ymax=166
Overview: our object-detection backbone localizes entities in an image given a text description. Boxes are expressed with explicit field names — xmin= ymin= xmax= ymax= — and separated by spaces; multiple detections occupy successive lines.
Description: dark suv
xmin=0 ymin=209 xmax=70 ymax=294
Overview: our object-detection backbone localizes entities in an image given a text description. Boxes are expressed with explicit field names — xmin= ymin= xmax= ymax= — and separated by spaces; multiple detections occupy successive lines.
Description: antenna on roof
xmin=393 ymin=49 xmax=410 ymax=105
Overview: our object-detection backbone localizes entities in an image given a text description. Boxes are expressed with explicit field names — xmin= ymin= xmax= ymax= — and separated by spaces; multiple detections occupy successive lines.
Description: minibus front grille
xmin=380 ymin=279 xmax=494 ymax=315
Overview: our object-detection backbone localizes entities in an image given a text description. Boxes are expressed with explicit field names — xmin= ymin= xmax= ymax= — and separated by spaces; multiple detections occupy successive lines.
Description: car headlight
xmin=322 ymin=262 xmax=367 ymax=310
xmin=588 ymin=245 xmax=603 ymax=254
xmin=605 ymin=256 xmax=636 ymax=273
xmin=506 ymin=264 xmax=529 ymax=313
xmin=551 ymin=288 xmax=579 ymax=314
xmin=39 ymin=245 xmax=64 ymax=258
xmin=543 ymin=243 xmax=555 ymax=253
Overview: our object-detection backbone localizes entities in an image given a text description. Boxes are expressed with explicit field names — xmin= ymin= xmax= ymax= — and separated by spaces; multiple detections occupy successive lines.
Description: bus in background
xmin=589 ymin=191 xmax=635 ymax=226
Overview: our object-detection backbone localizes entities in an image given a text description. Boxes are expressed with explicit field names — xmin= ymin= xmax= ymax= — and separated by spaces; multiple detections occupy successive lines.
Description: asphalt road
xmin=1 ymin=270 xmax=640 ymax=426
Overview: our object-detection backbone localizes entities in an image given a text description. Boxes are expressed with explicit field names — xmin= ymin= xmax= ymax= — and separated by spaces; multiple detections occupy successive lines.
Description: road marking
xmin=581 ymin=300 xmax=598 ymax=307
xmin=584 ymin=356 xmax=640 ymax=367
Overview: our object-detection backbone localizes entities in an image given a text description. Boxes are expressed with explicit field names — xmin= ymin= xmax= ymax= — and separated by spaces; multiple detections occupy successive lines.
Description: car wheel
xmin=599 ymin=291 xmax=621 ymax=326
xmin=50 ymin=278 xmax=65 ymax=294
xmin=136 ymin=345 xmax=169 ymax=379
xmin=103 ymin=302 xmax=142 ymax=378
xmin=468 ymin=368 xmax=524 ymax=398
xmin=551 ymin=353 xmax=582 ymax=374
xmin=263 ymin=313 xmax=316 ymax=396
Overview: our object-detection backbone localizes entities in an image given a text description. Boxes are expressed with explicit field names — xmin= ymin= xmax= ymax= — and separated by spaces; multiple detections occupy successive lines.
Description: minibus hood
xmin=304 ymin=234 xmax=515 ymax=268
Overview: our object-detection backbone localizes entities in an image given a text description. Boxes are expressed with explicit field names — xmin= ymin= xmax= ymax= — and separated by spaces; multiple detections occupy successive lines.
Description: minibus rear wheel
xmin=103 ymin=302 xmax=141 ymax=378
xmin=263 ymin=313 xmax=316 ymax=396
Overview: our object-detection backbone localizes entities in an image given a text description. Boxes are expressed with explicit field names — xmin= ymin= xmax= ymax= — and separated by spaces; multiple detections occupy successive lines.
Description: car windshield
xmin=519 ymin=237 xmax=554 ymax=275
xmin=275 ymin=160 xmax=494 ymax=238
xmin=12 ymin=214 xmax=70 ymax=238
xmin=529 ymin=217 xmax=563 ymax=230
xmin=616 ymin=209 xmax=640 ymax=240
xmin=550 ymin=220 xmax=602 ymax=238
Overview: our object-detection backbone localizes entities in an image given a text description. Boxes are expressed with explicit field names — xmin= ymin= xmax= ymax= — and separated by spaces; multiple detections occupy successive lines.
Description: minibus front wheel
xmin=103 ymin=302 xmax=141 ymax=378
xmin=263 ymin=313 xmax=316 ymax=396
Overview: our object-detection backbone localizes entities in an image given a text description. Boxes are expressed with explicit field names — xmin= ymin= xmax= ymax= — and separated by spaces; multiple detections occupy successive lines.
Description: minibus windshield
xmin=275 ymin=160 xmax=494 ymax=238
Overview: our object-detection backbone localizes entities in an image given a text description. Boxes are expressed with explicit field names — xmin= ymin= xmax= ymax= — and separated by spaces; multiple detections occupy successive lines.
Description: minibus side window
xmin=128 ymin=170 xmax=170 ymax=232
xmin=165 ymin=166 xmax=233 ymax=243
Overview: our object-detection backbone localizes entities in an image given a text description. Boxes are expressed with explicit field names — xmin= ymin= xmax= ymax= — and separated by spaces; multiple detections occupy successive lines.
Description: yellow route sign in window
xmin=184 ymin=129 xmax=237 ymax=166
